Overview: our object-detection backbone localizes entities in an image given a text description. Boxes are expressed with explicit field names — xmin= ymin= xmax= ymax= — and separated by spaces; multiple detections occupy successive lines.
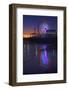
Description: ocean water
xmin=23 ymin=43 xmax=57 ymax=75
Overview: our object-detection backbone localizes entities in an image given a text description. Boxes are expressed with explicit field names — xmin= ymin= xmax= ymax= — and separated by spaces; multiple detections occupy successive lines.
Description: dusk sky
xmin=23 ymin=15 xmax=57 ymax=32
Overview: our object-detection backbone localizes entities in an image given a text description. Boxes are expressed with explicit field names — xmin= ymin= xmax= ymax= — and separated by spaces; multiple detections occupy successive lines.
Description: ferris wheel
xmin=39 ymin=23 xmax=49 ymax=34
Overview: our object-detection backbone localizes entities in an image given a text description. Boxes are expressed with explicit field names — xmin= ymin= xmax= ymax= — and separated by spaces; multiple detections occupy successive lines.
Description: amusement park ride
xmin=23 ymin=22 xmax=57 ymax=44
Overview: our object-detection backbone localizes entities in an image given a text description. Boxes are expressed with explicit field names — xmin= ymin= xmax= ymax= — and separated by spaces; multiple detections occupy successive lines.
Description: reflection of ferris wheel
xmin=39 ymin=23 xmax=49 ymax=34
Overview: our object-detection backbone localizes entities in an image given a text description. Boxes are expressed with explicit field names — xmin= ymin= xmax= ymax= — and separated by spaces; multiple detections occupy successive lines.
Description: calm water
xmin=23 ymin=43 xmax=57 ymax=75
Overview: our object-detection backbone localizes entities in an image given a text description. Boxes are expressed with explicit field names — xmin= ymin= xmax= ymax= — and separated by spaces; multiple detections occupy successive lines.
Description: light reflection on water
xmin=23 ymin=43 xmax=57 ymax=74
xmin=40 ymin=49 xmax=48 ymax=64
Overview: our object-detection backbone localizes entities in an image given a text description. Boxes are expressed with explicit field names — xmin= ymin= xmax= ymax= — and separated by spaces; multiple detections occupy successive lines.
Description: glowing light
xmin=39 ymin=23 xmax=49 ymax=34
xmin=23 ymin=31 xmax=37 ymax=38
xmin=23 ymin=32 xmax=32 ymax=38
xmin=39 ymin=48 xmax=48 ymax=65
xmin=41 ymin=50 xmax=48 ymax=64
xmin=23 ymin=34 xmax=31 ymax=38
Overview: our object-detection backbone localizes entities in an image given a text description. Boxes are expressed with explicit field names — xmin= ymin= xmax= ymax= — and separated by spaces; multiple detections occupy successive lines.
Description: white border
xmin=16 ymin=8 xmax=64 ymax=82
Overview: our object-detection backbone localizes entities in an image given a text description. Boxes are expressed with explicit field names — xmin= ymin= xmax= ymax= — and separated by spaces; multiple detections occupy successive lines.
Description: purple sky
xmin=23 ymin=15 xmax=57 ymax=32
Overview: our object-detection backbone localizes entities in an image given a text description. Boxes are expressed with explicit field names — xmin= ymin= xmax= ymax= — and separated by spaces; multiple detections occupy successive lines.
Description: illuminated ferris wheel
xmin=39 ymin=23 xmax=49 ymax=34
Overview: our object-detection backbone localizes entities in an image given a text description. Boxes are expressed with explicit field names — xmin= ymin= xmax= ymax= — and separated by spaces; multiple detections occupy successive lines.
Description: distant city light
xmin=23 ymin=33 xmax=31 ymax=38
